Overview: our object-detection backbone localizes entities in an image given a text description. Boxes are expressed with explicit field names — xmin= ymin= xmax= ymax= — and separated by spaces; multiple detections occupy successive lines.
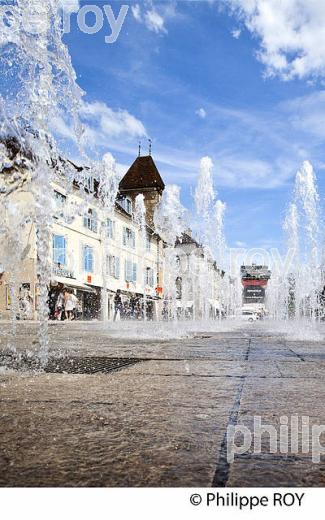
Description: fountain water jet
xmin=134 ymin=193 xmax=147 ymax=320
xmin=0 ymin=2 xmax=100 ymax=363
xmin=154 ymin=185 xmax=186 ymax=320
xmin=267 ymin=161 xmax=324 ymax=330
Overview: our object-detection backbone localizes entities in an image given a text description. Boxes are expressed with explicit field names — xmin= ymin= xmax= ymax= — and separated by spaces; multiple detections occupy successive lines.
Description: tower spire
xmin=138 ymin=141 xmax=141 ymax=157
xmin=148 ymin=138 xmax=152 ymax=156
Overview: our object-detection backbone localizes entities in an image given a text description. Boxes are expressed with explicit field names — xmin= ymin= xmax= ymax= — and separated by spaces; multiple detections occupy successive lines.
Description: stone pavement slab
xmin=0 ymin=321 xmax=325 ymax=487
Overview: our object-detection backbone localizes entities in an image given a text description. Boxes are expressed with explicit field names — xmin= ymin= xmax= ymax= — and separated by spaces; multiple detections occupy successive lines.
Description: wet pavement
xmin=0 ymin=321 xmax=325 ymax=487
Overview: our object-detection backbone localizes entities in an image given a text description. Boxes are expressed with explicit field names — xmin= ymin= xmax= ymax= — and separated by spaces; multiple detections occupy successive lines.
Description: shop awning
xmin=51 ymin=277 xmax=97 ymax=294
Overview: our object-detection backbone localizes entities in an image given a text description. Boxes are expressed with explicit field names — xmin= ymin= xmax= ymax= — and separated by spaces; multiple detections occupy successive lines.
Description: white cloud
xmin=281 ymin=90 xmax=325 ymax=139
xmin=215 ymin=155 xmax=295 ymax=189
xmin=131 ymin=2 xmax=174 ymax=34
xmin=231 ymin=28 xmax=241 ymax=39
xmin=51 ymin=115 xmax=76 ymax=141
xmin=196 ymin=108 xmax=207 ymax=119
xmin=80 ymin=101 xmax=147 ymax=141
xmin=226 ymin=0 xmax=325 ymax=79
xmin=51 ymin=100 xmax=147 ymax=161
xmin=144 ymin=9 xmax=167 ymax=34
xmin=131 ymin=4 xmax=142 ymax=23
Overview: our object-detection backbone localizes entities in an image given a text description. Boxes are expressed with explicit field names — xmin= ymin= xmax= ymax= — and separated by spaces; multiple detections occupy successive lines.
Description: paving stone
xmin=0 ymin=321 xmax=325 ymax=486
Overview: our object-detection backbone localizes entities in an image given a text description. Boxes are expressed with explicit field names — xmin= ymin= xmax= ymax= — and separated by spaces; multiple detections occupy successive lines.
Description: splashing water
xmin=134 ymin=194 xmax=147 ymax=320
xmin=154 ymin=185 xmax=186 ymax=320
xmin=0 ymin=2 xmax=122 ymax=363
xmin=193 ymin=157 xmax=236 ymax=318
xmin=1 ymin=2 xmax=323 ymax=351
xmin=154 ymin=184 xmax=186 ymax=246
xmin=214 ymin=199 xmax=226 ymax=269
xmin=195 ymin=156 xmax=215 ymax=220
xmin=267 ymin=161 xmax=323 ymax=327
xmin=294 ymin=160 xmax=320 ymax=266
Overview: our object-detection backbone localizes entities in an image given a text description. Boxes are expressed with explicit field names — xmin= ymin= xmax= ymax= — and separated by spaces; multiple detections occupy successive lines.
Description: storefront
xmin=50 ymin=275 xmax=99 ymax=320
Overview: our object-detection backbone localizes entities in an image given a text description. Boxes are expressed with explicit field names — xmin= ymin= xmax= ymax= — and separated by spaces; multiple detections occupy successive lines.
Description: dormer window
xmin=117 ymin=196 xmax=133 ymax=215
xmin=125 ymin=197 xmax=132 ymax=215
xmin=86 ymin=176 xmax=95 ymax=193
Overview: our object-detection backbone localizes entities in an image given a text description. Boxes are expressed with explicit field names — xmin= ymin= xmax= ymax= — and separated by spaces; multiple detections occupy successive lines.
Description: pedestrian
xmin=55 ymin=290 xmax=65 ymax=321
xmin=19 ymin=292 xmax=33 ymax=320
xmin=130 ymin=295 xmax=136 ymax=319
xmin=64 ymin=290 xmax=75 ymax=321
xmin=70 ymin=292 xmax=79 ymax=320
xmin=114 ymin=290 xmax=123 ymax=321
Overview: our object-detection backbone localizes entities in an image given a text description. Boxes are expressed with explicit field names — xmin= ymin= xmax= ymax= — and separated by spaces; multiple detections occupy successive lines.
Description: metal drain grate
xmin=45 ymin=357 xmax=144 ymax=374
xmin=0 ymin=354 xmax=144 ymax=374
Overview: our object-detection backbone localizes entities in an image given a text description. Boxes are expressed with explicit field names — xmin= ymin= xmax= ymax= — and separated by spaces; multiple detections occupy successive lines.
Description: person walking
xmin=70 ymin=292 xmax=79 ymax=320
xmin=55 ymin=290 xmax=65 ymax=321
xmin=114 ymin=290 xmax=123 ymax=321
xmin=64 ymin=290 xmax=75 ymax=321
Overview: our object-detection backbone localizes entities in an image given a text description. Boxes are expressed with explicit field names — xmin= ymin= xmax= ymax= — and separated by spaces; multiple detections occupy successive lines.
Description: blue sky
xmin=57 ymin=0 xmax=325 ymax=252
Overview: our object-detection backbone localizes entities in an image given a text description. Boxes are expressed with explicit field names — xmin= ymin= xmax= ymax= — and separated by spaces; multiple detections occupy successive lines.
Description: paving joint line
xmin=211 ymin=338 xmax=250 ymax=487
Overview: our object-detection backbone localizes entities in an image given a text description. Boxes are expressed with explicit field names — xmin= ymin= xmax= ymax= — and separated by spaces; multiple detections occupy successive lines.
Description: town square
xmin=1 ymin=3 xmax=325 ymax=516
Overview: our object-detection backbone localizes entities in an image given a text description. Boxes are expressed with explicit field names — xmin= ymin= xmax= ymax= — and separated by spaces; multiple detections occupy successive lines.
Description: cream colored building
xmin=0 ymin=138 xmax=226 ymax=321
xmin=0 ymin=148 xmax=164 ymax=321
xmin=174 ymin=232 xmax=225 ymax=320
xmin=48 ymin=156 xmax=165 ymax=321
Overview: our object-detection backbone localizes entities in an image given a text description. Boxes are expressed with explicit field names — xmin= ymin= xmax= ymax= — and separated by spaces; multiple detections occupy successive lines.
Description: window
xmin=83 ymin=246 xmax=94 ymax=273
xmin=123 ymin=227 xmax=136 ymax=248
xmin=125 ymin=198 xmax=132 ymax=215
xmin=106 ymin=218 xmax=115 ymax=239
xmin=117 ymin=196 xmax=133 ymax=215
xmin=86 ymin=176 xmax=95 ymax=193
xmin=53 ymin=191 xmax=67 ymax=220
xmin=145 ymin=267 xmax=154 ymax=287
xmin=53 ymin=235 xmax=66 ymax=266
xmin=54 ymin=190 xmax=66 ymax=206
xmin=107 ymin=255 xmax=120 ymax=279
xmin=84 ymin=208 xmax=98 ymax=233
xmin=146 ymin=233 xmax=151 ymax=252
xmin=125 ymin=260 xmax=137 ymax=283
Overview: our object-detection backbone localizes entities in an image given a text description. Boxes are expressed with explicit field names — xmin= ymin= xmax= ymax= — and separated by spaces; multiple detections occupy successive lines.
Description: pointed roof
xmin=119 ymin=155 xmax=165 ymax=192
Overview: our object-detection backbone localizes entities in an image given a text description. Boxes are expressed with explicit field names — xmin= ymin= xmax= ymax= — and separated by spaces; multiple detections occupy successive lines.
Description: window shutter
xmin=90 ymin=248 xmax=94 ymax=272
xmin=86 ymin=246 xmax=89 ymax=272
xmin=82 ymin=246 xmax=86 ymax=271
xmin=62 ymin=237 xmax=66 ymax=265
xmin=115 ymin=257 xmax=120 ymax=279
xmin=133 ymin=263 xmax=137 ymax=283
xmin=123 ymin=227 xmax=126 ymax=246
